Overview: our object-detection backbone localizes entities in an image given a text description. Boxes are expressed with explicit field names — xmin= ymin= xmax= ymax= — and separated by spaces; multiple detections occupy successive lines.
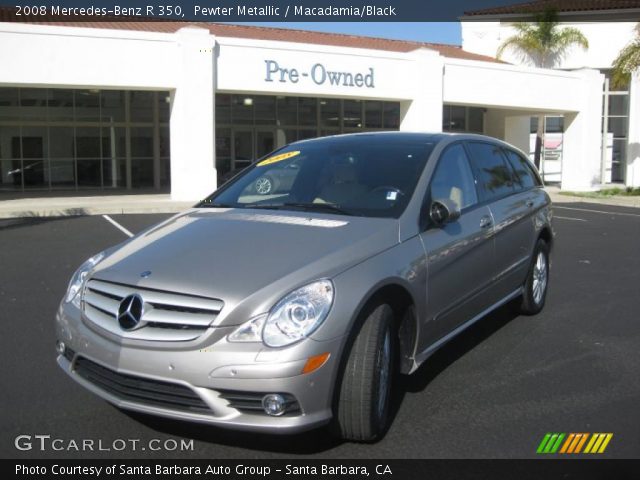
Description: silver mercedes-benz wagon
xmin=56 ymin=132 xmax=553 ymax=441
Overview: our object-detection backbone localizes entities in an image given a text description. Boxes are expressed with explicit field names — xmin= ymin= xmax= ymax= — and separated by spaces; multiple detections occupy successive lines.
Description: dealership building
xmin=1 ymin=4 xmax=639 ymax=200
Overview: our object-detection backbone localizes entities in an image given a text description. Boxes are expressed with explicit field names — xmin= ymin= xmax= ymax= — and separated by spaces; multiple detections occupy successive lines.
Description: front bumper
xmin=55 ymin=302 xmax=345 ymax=434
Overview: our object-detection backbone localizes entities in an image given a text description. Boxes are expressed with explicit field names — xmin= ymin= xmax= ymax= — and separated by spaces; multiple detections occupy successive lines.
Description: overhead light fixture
xmin=243 ymin=98 xmax=253 ymax=106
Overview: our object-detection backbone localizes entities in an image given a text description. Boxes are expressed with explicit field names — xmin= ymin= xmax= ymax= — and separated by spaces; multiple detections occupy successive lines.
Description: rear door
xmin=466 ymin=141 xmax=536 ymax=299
xmin=419 ymin=143 xmax=497 ymax=345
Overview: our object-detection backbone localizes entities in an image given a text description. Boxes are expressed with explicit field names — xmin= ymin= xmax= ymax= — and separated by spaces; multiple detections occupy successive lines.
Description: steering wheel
xmin=369 ymin=185 xmax=406 ymax=198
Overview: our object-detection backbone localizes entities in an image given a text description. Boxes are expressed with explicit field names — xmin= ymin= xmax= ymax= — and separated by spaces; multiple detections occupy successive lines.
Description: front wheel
xmin=334 ymin=304 xmax=396 ymax=442
xmin=518 ymin=239 xmax=550 ymax=315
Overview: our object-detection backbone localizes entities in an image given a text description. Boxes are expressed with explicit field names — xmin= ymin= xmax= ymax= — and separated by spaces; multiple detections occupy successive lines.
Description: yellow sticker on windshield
xmin=257 ymin=150 xmax=301 ymax=167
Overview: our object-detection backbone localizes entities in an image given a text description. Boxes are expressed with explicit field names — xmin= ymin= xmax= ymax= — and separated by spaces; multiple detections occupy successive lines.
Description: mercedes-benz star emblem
xmin=117 ymin=294 xmax=145 ymax=331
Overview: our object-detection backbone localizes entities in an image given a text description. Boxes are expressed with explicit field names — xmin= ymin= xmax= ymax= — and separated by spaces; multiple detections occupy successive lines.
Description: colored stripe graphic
xmin=537 ymin=433 xmax=552 ymax=453
xmin=537 ymin=433 xmax=565 ymax=454
xmin=574 ymin=433 xmax=589 ymax=453
xmin=559 ymin=433 xmax=575 ymax=453
xmin=584 ymin=433 xmax=613 ymax=454
xmin=538 ymin=433 xmax=613 ymax=454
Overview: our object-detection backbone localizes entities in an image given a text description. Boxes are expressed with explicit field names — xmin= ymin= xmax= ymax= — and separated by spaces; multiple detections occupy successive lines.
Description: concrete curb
xmin=548 ymin=193 xmax=640 ymax=209
xmin=0 ymin=195 xmax=194 ymax=219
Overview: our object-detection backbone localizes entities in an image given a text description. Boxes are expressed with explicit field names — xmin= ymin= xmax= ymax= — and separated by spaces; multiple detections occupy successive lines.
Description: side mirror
xmin=430 ymin=198 xmax=461 ymax=227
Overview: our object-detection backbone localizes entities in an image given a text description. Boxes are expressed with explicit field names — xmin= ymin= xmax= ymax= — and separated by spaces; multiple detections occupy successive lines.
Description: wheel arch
xmin=348 ymin=280 xmax=418 ymax=375
xmin=538 ymin=225 xmax=553 ymax=249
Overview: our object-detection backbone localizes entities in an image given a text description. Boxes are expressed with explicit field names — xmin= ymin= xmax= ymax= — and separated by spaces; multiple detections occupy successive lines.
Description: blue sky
xmin=232 ymin=22 xmax=462 ymax=45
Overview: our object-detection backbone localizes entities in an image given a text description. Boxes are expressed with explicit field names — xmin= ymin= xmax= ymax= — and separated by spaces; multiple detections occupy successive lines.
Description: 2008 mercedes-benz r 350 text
xmin=56 ymin=132 xmax=553 ymax=442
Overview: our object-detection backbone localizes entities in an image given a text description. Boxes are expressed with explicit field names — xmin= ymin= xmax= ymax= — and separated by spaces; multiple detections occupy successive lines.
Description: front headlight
xmin=65 ymin=252 xmax=105 ymax=308
xmin=228 ymin=280 xmax=334 ymax=347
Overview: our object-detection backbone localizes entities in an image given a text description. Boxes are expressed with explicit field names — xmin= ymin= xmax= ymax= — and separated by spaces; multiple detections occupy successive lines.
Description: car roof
xmin=290 ymin=131 xmax=503 ymax=147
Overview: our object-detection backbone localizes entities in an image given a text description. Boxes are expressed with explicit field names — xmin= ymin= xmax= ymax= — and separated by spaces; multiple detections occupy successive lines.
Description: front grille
xmin=82 ymin=279 xmax=224 ymax=341
xmin=218 ymin=390 xmax=301 ymax=416
xmin=74 ymin=357 xmax=211 ymax=414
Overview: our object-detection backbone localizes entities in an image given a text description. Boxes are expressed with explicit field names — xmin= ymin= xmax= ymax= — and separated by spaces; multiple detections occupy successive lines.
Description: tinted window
xmin=430 ymin=144 xmax=478 ymax=210
xmin=504 ymin=149 xmax=539 ymax=189
xmin=202 ymin=136 xmax=434 ymax=219
xmin=466 ymin=142 xmax=515 ymax=201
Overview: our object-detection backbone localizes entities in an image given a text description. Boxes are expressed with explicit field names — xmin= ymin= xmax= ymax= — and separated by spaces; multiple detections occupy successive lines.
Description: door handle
xmin=480 ymin=215 xmax=493 ymax=229
xmin=526 ymin=199 xmax=534 ymax=208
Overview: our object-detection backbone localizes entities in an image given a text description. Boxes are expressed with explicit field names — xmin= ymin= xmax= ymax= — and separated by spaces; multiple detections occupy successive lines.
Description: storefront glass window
xmin=320 ymin=99 xmax=340 ymax=127
xmin=0 ymin=88 xmax=20 ymax=121
xmin=383 ymin=102 xmax=400 ymax=129
xmin=254 ymin=96 xmax=276 ymax=125
xmin=232 ymin=95 xmax=254 ymax=124
xmin=298 ymin=98 xmax=317 ymax=126
xmin=75 ymin=90 xmax=101 ymax=122
xmin=365 ymin=101 xmax=383 ymax=128
xmin=343 ymin=100 xmax=363 ymax=128
xmin=277 ymin=97 xmax=297 ymax=126
xmin=101 ymin=90 xmax=126 ymax=123
xmin=215 ymin=94 xmax=232 ymax=125
xmin=130 ymin=91 xmax=154 ymax=122
xmin=0 ymin=87 xmax=170 ymax=193
xmin=47 ymin=89 xmax=74 ymax=121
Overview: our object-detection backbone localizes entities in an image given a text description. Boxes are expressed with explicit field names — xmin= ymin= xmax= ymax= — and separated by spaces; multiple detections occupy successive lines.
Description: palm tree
xmin=611 ymin=23 xmax=640 ymax=89
xmin=496 ymin=9 xmax=589 ymax=169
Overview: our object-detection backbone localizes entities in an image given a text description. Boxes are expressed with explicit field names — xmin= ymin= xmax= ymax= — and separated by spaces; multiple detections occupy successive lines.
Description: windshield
xmin=199 ymin=135 xmax=434 ymax=218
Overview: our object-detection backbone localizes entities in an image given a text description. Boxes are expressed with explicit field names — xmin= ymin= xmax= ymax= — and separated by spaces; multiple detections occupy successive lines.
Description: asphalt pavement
xmin=1 ymin=203 xmax=639 ymax=459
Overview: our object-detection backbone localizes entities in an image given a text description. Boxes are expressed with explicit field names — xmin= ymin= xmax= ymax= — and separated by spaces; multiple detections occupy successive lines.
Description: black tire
xmin=334 ymin=304 xmax=396 ymax=442
xmin=255 ymin=176 xmax=274 ymax=195
xmin=518 ymin=239 xmax=550 ymax=315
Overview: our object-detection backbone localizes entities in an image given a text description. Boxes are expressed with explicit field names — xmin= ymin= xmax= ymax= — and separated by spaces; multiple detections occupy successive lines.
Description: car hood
xmin=92 ymin=208 xmax=399 ymax=326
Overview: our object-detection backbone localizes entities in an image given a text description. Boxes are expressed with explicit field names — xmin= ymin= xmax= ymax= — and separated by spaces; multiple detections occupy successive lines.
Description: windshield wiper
xmin=197 ymin=201 xmax=238 ymax=208
xmin=251 ymin=202 xmax=352 ymax=216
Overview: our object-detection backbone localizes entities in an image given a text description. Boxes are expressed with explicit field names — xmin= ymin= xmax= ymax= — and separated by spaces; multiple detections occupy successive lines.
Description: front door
xmin=419 ymin=143 xmax=497 ymax=346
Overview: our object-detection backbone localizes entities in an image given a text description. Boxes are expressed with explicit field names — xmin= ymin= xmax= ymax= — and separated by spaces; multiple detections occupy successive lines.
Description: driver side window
xmin=430 ymin=144 xmax=478 ymax=211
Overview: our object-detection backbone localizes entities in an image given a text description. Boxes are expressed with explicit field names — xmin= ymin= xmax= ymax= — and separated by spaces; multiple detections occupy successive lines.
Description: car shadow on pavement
xmin=123 ymin=302 xmax=519 ymax=454
xmin=396 ymin=301 xmax=519 ymax=395
xmin=0 ymin=212 xmax=88 ymax=230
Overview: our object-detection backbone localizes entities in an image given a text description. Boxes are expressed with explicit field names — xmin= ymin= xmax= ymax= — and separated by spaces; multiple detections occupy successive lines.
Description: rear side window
xmin=466 ymin=142 xmax=515 ymax=201
xmin=503 ymin=149 xmax=541 ymax=189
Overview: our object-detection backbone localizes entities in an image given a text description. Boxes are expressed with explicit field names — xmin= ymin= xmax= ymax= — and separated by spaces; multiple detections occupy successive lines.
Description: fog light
xmin=56 ymin=340 xmax=66 ymax=355
xmin=262 ymin=394 xmax=286 ymax=416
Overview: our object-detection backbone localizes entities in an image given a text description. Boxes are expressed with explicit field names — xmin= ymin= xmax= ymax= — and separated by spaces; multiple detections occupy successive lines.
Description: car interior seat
xmin=315 ymin=163 xmax=367 ymax=205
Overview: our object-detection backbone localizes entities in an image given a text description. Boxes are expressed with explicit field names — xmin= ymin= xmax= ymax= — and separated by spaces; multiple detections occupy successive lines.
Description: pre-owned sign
xmin=264 ymin=60 xmax=375 ymax=88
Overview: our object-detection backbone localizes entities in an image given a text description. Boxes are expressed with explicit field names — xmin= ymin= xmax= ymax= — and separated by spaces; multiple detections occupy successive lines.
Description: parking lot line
xmin=555 ymin=206 xmax=640 ymax=218
xmin=102 ymin=214 xmax=134 ymax=238
xmin=554 ymin=216 xmax=587 ymax=222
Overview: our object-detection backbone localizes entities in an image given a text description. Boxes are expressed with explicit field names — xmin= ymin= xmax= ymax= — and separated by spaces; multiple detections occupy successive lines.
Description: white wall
xmin=0 ymin=23 xmax=178 ymax=89
xmin=169 ymin=28 xmax=217 ymax=201
xmin=444 ymin=58 xmax=593 ymax=112
xmin=560 ymin=69 xmax=605 ymax=190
